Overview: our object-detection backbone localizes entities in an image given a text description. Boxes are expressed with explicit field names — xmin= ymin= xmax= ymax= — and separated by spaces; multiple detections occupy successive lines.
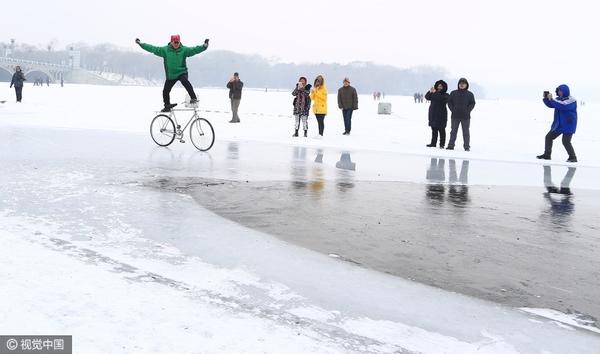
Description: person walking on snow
xmin=425 ymin=80 xmax=450 ymax=148
xmin=446 ymin=78 xmax=476 ymax=151
xmin=337 ymin=77 xmax=358 ymax=135
xmin=227 ymin=72 xmax=243 ymax=123
xmin=9 ymin=66 xmax=26 ymax=102
xmin=537 ymin=85 xmax=578 ymax=162
xmin=292 ymin=76 xmax=312 ymax=137
xmin=310 ymin=75 xmax=328 ymax=137
xmin=136 ymin=35 xmax=209 ymax=112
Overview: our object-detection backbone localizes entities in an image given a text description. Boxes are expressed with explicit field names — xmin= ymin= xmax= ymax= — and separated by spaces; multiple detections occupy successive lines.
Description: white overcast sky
xmin=2 ymin=0 xmax=597 ymax=97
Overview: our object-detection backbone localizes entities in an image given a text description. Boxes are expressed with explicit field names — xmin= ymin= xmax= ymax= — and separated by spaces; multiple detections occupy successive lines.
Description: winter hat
xmin=170 ymin=34 xmax=181 ymax=43
xmin=435 ymin=80 xmax=448 ymax=93
xmin=299 ymin=76 xmax=307 ymax=82
xmin=458 ymin=78 xmax=469 ymax=89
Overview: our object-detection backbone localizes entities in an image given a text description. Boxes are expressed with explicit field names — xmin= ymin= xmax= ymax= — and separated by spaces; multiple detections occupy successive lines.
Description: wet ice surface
xmin=170 ymin=165 xmax=600 ymax=321
xmin=2 ymin=124 xmax=600 ymax=352
xmin=147 ymin=145 xmax=600 ymax=325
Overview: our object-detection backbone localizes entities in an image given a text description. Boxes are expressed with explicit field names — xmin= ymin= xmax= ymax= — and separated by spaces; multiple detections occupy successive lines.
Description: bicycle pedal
xmin=179 ymin=140 xmax=186 ymax=143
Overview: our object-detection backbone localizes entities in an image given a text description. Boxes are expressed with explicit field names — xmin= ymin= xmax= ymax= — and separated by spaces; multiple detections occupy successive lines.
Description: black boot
xmin=304 ymin=130 xmax=308 ymax=137
xmin=161 ymin=103 xmax=177 ymax=112
xmin=292 ymin=129 xmax=298 ymax=137
xmin=426 ymin=143 xmax=435 ymax=147
xmin=536 ymin=153 xmax=551 ymax=160
xmin=566 ymin=156 xmax=578 ymax=163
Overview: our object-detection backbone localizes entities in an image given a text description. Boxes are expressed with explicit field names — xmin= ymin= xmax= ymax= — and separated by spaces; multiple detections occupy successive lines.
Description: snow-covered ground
xmin=91 ymin=71 xmax=161 ymax=86
xmin=1 ymin=84 xmax=599 ymax=353
xmin=1 ymin=83 xmax=599 ymax=167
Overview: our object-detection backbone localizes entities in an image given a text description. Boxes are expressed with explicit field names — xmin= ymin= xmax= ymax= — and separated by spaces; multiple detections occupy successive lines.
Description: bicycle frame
xmin=167 ymin=108 xmax=199 ymax=140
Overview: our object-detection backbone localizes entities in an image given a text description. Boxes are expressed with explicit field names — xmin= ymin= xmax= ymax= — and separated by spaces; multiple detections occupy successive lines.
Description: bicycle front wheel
xmin=150 ymin=114 xmax=176 ymax=147
xmin=190 ymin=117 xmax=215 ymax=151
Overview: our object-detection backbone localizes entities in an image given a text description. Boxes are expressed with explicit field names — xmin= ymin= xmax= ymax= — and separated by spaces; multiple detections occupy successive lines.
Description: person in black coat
xmin=425 ymin=80 xmax=449 ymax=148
xmin=9 ymin=66 xmax=26 ymax=102
xmin=447 ymin=78 xmax=476 ymax=151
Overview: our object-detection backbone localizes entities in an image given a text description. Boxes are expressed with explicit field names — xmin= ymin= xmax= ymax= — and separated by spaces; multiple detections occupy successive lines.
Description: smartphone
xmin=543 ymin=91 xmax=550 ymax=98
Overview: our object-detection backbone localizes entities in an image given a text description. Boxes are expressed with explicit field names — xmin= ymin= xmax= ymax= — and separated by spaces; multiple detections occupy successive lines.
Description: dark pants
xmin=342 ymin=109 xmax=353 ymax=133
xmin=544 ymin=131 xmax=576 ymax=158
xmin=14 ymin=86 xmax=23 ymax=102
xmin=315 ymin=114 xmax=326 ymax=135
xmin=430 ymin=127 xmax=446 ymax=147
xmin=163 ymin=74 xmax=196 ymax=106
xmin=447 ymin=118 xmax=470 ymax=149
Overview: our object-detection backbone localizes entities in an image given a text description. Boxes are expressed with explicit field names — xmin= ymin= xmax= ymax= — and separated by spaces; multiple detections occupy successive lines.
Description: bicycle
xmin=150 ymin=102 xmax=215 ymax=151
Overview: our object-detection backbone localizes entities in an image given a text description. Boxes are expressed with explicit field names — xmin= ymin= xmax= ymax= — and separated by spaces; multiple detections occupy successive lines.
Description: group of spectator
xmin=372 ymin=91 xmax=384 ymax=100
xmin=32 ymin=77 xmax=50 ymax=86
xmin=289 ymin=75 xmax=358 ymax=138
xmin=414 ymin=92 xmax=425 ymax=103
xmin=423 ymin=78 xmax=578 ymax=162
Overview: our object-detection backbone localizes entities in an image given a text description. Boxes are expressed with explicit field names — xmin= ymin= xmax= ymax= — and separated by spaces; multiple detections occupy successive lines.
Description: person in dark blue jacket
xmin=537 ymin=84 xmax=578 ymax=162
xmin=9 ymin=66 xmax=26 ymax=102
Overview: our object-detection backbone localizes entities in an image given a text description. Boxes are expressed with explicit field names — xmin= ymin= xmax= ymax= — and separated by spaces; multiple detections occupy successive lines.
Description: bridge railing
xmin=0 ymin=56 xmax=70 ymax=70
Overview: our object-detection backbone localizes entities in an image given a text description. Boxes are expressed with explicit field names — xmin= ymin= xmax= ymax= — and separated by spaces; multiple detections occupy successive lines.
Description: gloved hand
xmin=204 ymin=38 xmax=209 ymax=47
xmin=135 ymin=38 xmax=141 ymax=44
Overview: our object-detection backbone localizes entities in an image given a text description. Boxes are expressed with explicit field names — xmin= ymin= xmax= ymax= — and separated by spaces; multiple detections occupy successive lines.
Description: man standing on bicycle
xmin=136 ymin=35 xmax=209 ymax=112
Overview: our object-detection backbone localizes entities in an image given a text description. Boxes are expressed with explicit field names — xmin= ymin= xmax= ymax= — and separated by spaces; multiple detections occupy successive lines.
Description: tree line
xmin=0 ymin=42 xmax=484 ymax=96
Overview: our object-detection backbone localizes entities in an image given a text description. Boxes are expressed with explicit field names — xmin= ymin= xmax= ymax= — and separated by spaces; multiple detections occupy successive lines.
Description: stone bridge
xmin=0 ymin=57 xmax=70 ymax=82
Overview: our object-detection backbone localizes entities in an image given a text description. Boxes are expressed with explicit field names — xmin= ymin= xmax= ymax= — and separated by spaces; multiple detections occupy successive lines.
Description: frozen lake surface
xmin=1 ymin=85 xmax=600 ymax=353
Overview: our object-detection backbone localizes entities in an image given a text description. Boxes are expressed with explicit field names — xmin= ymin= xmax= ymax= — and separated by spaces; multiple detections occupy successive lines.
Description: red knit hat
xmin=170 ymin=34 xmax=180 ymax=43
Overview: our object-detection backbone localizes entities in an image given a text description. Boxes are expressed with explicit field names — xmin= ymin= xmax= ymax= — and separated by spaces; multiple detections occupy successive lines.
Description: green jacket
xmin=139 ymin=42 xmax=207 ymax=80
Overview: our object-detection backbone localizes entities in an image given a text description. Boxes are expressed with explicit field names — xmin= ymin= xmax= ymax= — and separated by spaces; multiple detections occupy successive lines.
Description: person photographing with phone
xmin=226 ymin=72 xmax=244 ymax=123
xmin=292 ymin=76 xmax=312 ymax=137
xmin=537 ymin=85 xmax=578 ymax=162
xmin=136 ymin=35 xmax=209 ymax=112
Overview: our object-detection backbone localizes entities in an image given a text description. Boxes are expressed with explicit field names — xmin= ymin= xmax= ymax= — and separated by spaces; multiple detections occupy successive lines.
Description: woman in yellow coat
xmin=310 ymin=75 xmax=328 ymax=136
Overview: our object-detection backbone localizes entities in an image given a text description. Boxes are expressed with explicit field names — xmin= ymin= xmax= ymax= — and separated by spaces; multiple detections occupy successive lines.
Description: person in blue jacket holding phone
xmin=537 ymin=84 xmax=578 ymax=162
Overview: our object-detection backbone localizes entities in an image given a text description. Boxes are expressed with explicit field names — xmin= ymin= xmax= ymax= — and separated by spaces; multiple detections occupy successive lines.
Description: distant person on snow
xmin=226 ymin=72 xmax=243 ymax=123
xmin=536 ymin=85 xmax=578 ymax=162
xmin=292 ymin=76 xmax=312 ymax=137
xmin=337 ymin=77 xmax=358 ymax=135
xmin=446 ymin=78 xmax=476 ymax=151
xmin=310 ymin=75 xmax=328 ymax=137
xmin=425 ymin=80 xmax=449 ymax=148
xmin=136 ymin=35 xmax=209 ymax=112
xmin=9 ymin=66 xmax=26 ymax=102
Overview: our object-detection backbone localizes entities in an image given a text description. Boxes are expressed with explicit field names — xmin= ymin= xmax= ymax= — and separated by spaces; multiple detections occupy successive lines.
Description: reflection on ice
xmin=335 ymin=152 xmax=356 ymax=171
xmin=335 ymin=152 xmax=355 ymax=191
xmin=227 ymin=141 xmax=239 ymax=160
xmin=425 ymin=158 xmax=470 ymax=208
xmin=542 ymin=165 xmax=576 ymax=224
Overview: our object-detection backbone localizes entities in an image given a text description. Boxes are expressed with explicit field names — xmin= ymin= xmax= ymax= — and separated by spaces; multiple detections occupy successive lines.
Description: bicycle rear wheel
xmin=189 ymin=117 xmax=215 ymax=151
xmin=150 ymin=114 xmax=176 ymax=146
